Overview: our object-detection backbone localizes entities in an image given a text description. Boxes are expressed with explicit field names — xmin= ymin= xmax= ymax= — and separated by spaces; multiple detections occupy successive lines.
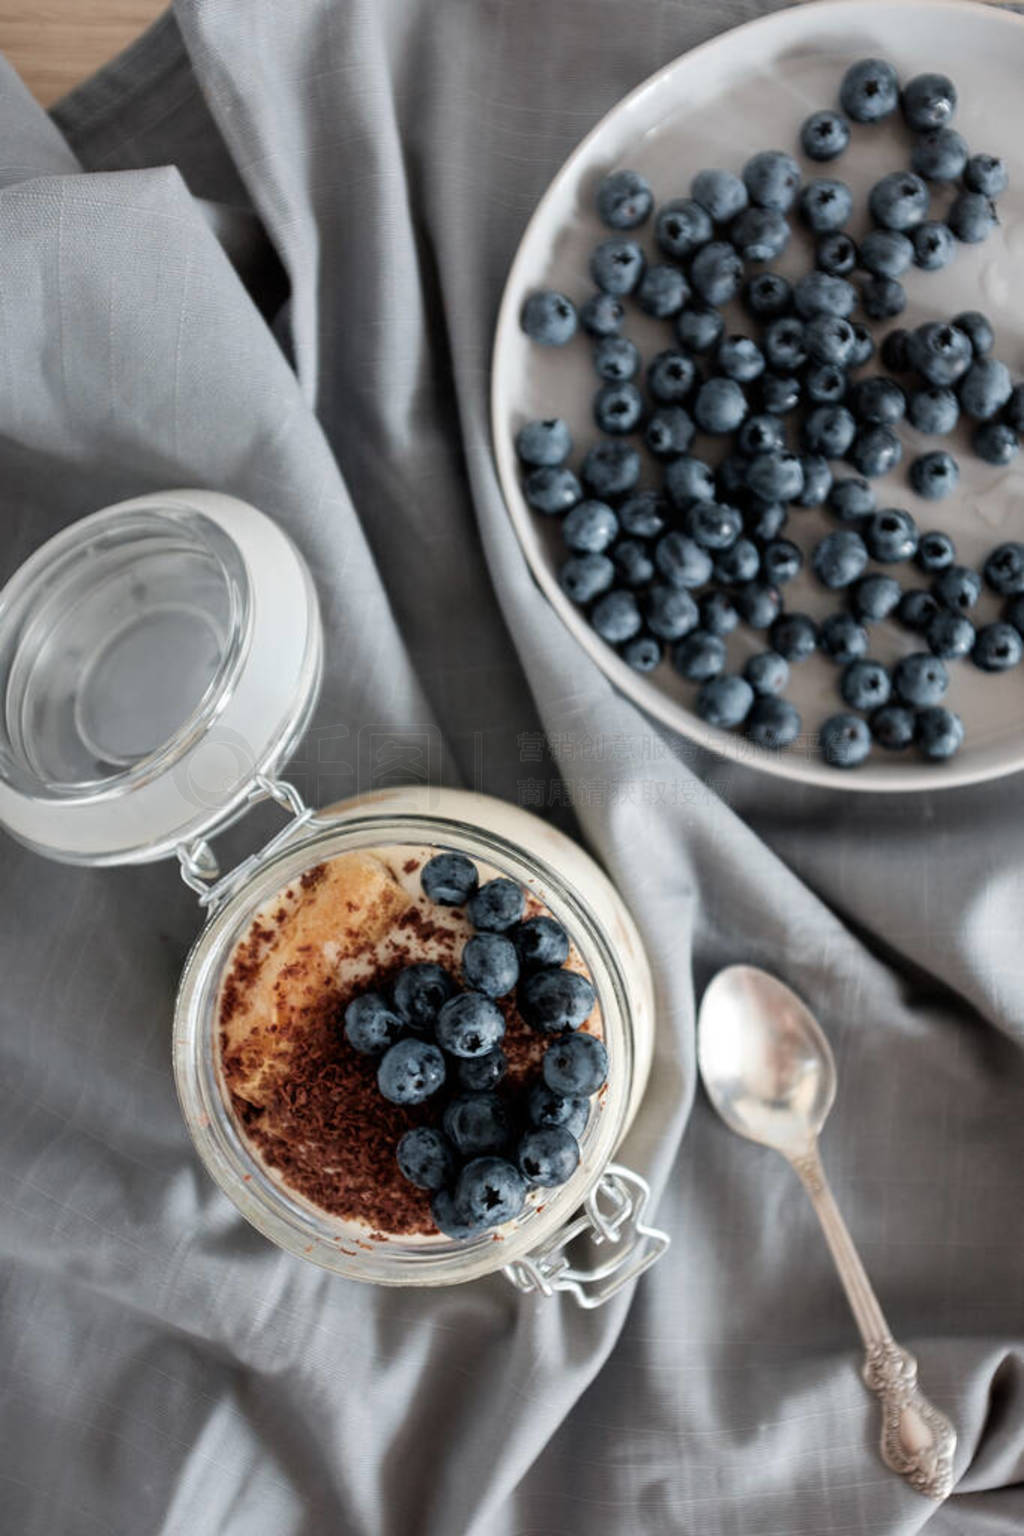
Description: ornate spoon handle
xmin=790 ymin=1147 xmax=956 ymax=1500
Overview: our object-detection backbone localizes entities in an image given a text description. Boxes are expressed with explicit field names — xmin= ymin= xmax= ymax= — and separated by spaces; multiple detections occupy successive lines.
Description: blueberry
xmin=738 ymin=413 xmax=786 ymax=456
xmin=828 ymin=476 xmax=876 ymax=521
xmin=543 ymin=1031 xmax=609 ymax=1096
xmin=743 ymin=650 xmax=790 ymax=695
xmin=672 ymin=630 xmax=725 ymax=681
xmin=456 ymin=1157 xmax=526 ymax=1227
xmin=746 ymin=450 xmax=805 ymax=502
xmin=665 ymin=456 xmax=716 ymax=508
xmin=759 ymin=373 xmax=802 ymax=415
xmin=593 ymin=335 xmax=640 ymax=382
xmin=820 ymin=611 xmax=869 ymax=663
xmin=744 ymin=272 xmax=793 ymax=318
xmin=590 ymin=238 xmax=645 ymax=295
xmin=676 ymin=303 xmax=724 ymax=354
xmin=443 ymin=1093 xmax=512 ymax=1157
xmin=862 ymin=276 xmax=907 ymax=319
xmin=849 ymin=324 xmax=876 ymax=368
xmin=1006 ymin=387 xmax=1024 ymax=432
xmin=916 ymin=530 xmax=956 ymax=573
xmin=512 ymin=915 xmax=569 ymax=970
xmin=840 ymin=58 xmax=899 ymax=122
xmin=907 ymin=323 xmax=973 ymax=386
xmin=803 ymin=404 xmax=856 ymax=458
xmin=865 ymin=507 xmax=918 ymax=563
xmin=525 ymin=465 xmax=582 ymax=516
xmin=850 ymin=574 xmax=901 ymax=622
xmin=692 ymin=167 xmax=749 ymax=222
xmin=817 ymin=230 xmax=858 ymax=276
xmin=841 ymin=658 xmax=891 ymax=710
xmin=870 ymin=705 xmax=915 ymax=751
xmin=644 ymin=584 xmax=699 ymax=640
xmin=893 ymin=652 xmax=948 ymax=705
xmin=594 ymin=381 xmax=643 ymax=435
xmin=869 ymin=172 xmax=930 ymax=232
xmin=801 ymin=109 xmax=852 ymax=161
xmin=912 ymin=222 xmax=955 ymax=272
xmin=457 ymin=1048 xmax=508 ymax=1092
xmin=911 ymin=128 xmax=969 ymax=182
xmin=517 ymin=1126 xmax=581 ymax=1187
xmin=820 ymin=713 xmax=872 ymax=767
xmin=973 ymin=622 xmax=1024 ymax=672
xmin=716 ymin=540 xmax=762 ymax=586
xmin=437 ymin=989 xmax=507 ymax=1055
xmin=597 ymin=168 xmax=654 ymax=228
xmin=743 ymin=149 xmax=801 ymax=210
xmin=954 ymin=311 xmax=994 ymax=358
xmin=521 ymin=291 xmax=578 ymax=345
xmin=796 ymin=455 xmax=833 ymax=508
xmin=611 ymin=540 xmax=654 ymax=589
xmin=984 ymin=542 xmax=1024 ymax=596
xmin=527 ymin=1082 xmax=589 ymax=1137
xmin=430 ymin=1189 xmax=481 ymax=1240
xmin=746 ymin=695 xmax=802 ymax=749
xmin=618 ymin=491 xmax=668 ymax=539
xmin=691 ymin=240 xmax=744 ymax=305
xmin=730 ymin=207 xmax=790 ymax=263
xmin=516 ymin=418 xmax=572 ymax=467
xmin=927 ymin=611 xmax=976 ymax=659
xmin=580 ymin=292 xmax=626 ymax=338
xmin=377 ymin=1037 xmax=447 ymax=1105
xmin=647 ymin=349 xmax=697 ymax=403
xmin=805 ymin=314 xmax=856 ymax=366
xmin=563 ymin=500 xmax=618 ymax=555
xmin=467 ymin=878 xmax=525 ymax=933
xmin=849 ymin=426 xmax=902 ymax=478
xmin=581 ymin=441 xmax=639 ymax=498
xmin=717 ymin=335 xmax=765 ymax=384
xmin=972 ymin=421 xmax=1019 ymax=466
xmin=907 ymin=387 xmax=959 ymax=436
xmin=964 ymin=154 xmax=1008 ymax=197
xmin=734 ymin=580 xmax=782 ymax=629
xmin=521 ymin=968 xmax=597 ymax=1034
xmin=769 ymin=612 xmax=818 ymax=662
xmin=421 ymin=854 xmax=478 ymax=906
xmin=881 ymin=328 xmax=911 ymax=372
xmin=909 ymin=451 xmax=959 ymax=500
xmin=694 ymin=376 xmax=748 ymax=435
xmin=655 ymin=531 xmax=713 ymax=590
xmin=559 ymin=554 xmax=614 ymax=604
xmin=794 ymin=272 xmax=856 ymax=319
xmin=849 ymin=377 xmax=905 ymax=426
xmin=393 ymin=962 xmax=458 ymax=1031
xmin=859 ymin=229 xmax=913 ymax=277
xmin=813 ymin=529 xmax=869 ymax=588
xmin=645 ymin=406 xmax=695 ymax=458
xmin=902 ymin=73 xmax=957 ymax=133
xmin=591 ymin=589 xmax=642 ymax=643
xmin=764 ymin=318 xmax=808 ymax=372
xmin=959 ymin=359 xmax=1013 ymax=421
xmin=897 ymin=589 xmax=940 ymax=632
xmin=344 ymin=993 xmax=404 ymax=1055
xmin=948 ymin=191 xmax=998 ymax=244
xmin=800 ymin=178 xmax=853 ymax=233
xmin=686 ymin=501 xmax=743 ymax=551
xmin=637 ymin=263 xmax=690 ymax=318
xmin=622 ymin=635 xmax=663 ymax=672
xmin=656 ymin=197 xmax=713 ymax=258
xmin=397 ymin=1127 xmax=456 ymax=1192
xmin=915 ymin=706 xmax=964 ymax=761
xmin=762 ymin=538 xmax=803 ymax=585
xmin=695 ymin=673 xmax=755 ymax=728
xmin=700 ymin=590 xmax=739 ymax=636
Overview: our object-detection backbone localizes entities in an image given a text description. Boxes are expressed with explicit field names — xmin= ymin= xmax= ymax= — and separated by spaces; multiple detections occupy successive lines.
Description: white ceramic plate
xmin=492 ymin=0 xmax=1024 ymax=791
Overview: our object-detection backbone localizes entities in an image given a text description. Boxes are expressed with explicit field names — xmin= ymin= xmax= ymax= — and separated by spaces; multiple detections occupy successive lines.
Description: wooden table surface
xmin=0 ymin=1 xmax=166 ymax=107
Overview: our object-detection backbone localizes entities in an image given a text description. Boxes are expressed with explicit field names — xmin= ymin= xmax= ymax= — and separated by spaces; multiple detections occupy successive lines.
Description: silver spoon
xmin=697 ymin=963 xmax=956 ymax=1500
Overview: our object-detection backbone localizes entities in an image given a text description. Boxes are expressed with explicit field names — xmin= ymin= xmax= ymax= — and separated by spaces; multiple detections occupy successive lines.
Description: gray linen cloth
xmin=1 ymin=3 xmax=1023 ymax=1532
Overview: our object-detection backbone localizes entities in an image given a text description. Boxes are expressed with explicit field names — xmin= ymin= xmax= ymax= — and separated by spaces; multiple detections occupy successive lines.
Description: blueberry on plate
xmin=880 ymin=328 xmax=911 ymax=373
xmin=901 ymin=73 xmax=957 ymax=133
xmin=801 ymin=109 xmax=851 ymax=161
xmin=828 ymin=476 xmax=876 ymax=522
xmin=802 ymin=404 xmax=857 ymax=458
xmin=559 ymin=554 xmax=615 ymax=605
xmin=849 ymin=426 xmax=902 ymax=479
xmin=984 ymin=542 xmax=1024 ymax=596
xmin=618 ymin=491 xmax=668 ymax=539
xmin=897 ymin=589 xmax=940 ymax=632
xmin=964 ymin=153 xmax=1008 ymax=197
xmin=596 ymin=168 xmax=654 ymax=229
xmin=637 ymin=263 xmax=690 ymax=318
xmin=799 ymin=178 xmax=853 ymax=233
xmin=543 ymin=1031 xmax=609 ymax=1096
xmin=458 ymin=1047 xmax=508 ymax=1092
xmin=733 ymin=581 xmax=781 ymax=629
xmin=972 ymin=622 xmax=1023 ymax=672
xmin=622 ymin=635 xmax=663 ymax=672
xmin=521 ymin=968 xmax=597 ymax=1034
xmin=647 ymin=349 xmax=697 ymax=403
xmin=849 ymin=377 xmax=906 ymax=426
xmin=959 ymin=359 xmax=1012 ymax=421
xmin=512 ymin=915 xmax=570 ymax=970
xmin=793 ymin=272 xmax=856 ymax=319
xmin=590 ymin=237 xmax=646 ymax=295
xmin=527 ymin=1082 xmax=589 ymax=1137
xmin=644 ymin=584 xmax=699 ymax=641
xmin=759 ymin=373 xmax=802 ymax=415
xmin=700 ymin=590 xmax=739 ymax=636
xmin=676 ymin=303 xmax=724 ymax=354
xmin=516 ymin=418 xmax=572 ymax=467
xmin=861 ymin=276 xmax=907 ymax=319
xmin=742 ymin=149 xmax=801 ymax=211
xmin=927 ymin=610 xmax=976 ymax=659
xmin=954 ymin=311 xmax=994 ymax=358
xmin=692 ymin=167 xmax=749 ymax=223
xmin=849 ymin=323 xmax=875 ymax=369
xmin=746 ymin=695 xmax=802 ymax=749
xmin=443 ymin=1093 xmax=512 ymax=1157
xmin=717 ymin=335 xmax=765 ymax=383
xmin=580 ymin=291 xmax=625 ymax=338
xmin=422 ymin=853 xmax=478 ymax=906
xmin=812 ymin=530 xmax=869 ymax=589
xmin=746 ymin=450 xmax=805 ymax=502
xmin=934 ymin=563 xmax=981 ymax=611
xmin=738 ymin=413 xmax=786 ymax=456
xmin=907 ymin=322 xmax=972 ymax=386
xmin=665 ymin=456 xmax=716 ymax=508
xmin=591 ymin=589 xmax=643 ymax=644
xmin=695 ymin=673 xmax=755 ymax=727
xmin=456 ymin=1157 xmax=527 ymax=1228
xmin=520 ymin=291 xmax=578 ymax=345
xmin=672 ymin=630 xmax=726 ymax=682
xmin=840 ymin=58 xmax=899 ymax=123
xmin=769 ymin=612 xmax=818 ymax=662
xmin=691 ymin=240 xmax=744 ymax=305
xmin=645 ymin=406 xmax=695 ymax=459
xmin=762 ymin=538 xmax=803 ymax=585
xmin=820 ymin=713 xmax=872 ymax=768
xmin=893 ymin=652 xmax=948 ymax=706
xmin=743 ymin=650 xmax=790 ymax=696
xmin=912 ymin=222 xmax=955 ymax=272
xmin=563 ymin=500 xmax=618 ymax=555
xmin=694 ymin=376 xmax=748 ymax=435
xmin=907 ymin=387 xmax=959 ymax=436
xmin=744 ymin=497 xmax=787 ymax=540
xmin=656 ymin=197 xmax=713 ymax=258
xmin=841 ymin=658 xmax=891 ymax=710
xmin=377 ymin=1037 xmax=447 ymax=1105
xmin=716 ymin=453 xmax=750 ymax=501
xmin=909 ymin=451 xmax=959 ymax=500
xmin=593 ymin=334 xmax=640 ymax=382
xmin=972 ymin=421 xmax=1020 ymax=466
xmin=517 ymin=1126 xmax=581 ymax=1187
xmin=594 ymin=381 xmax=644 ymax=435
xmin=716 ymin=540 xmax=762 ymax=587
xmin=850 ymin=574 xmax=901 ymax=622
xmin=869 ymin=172 xmax=930 ymax=231
xmin=859 ymin=229 xmax=913 ymax=277
xmin=656 ymin=531 xmax=714 ymax=590
xmin=870 ymin=704 xmax=915 ymax=750
xmin=796 ymin=455 xmax=833 ymax=508
xmin=466 ymin=880 xmax=527 ymax=939
xmin=611 ymin=540 xmax=654 ymax=589
xmin=397 ymin=1127 xmax=456 ymax=1192
xmin=805 ymin=364 xmax=848 ymax=405
xmin=764 ymin=317 xmax=808 ymax=371
xmin=344 ymin=993 xmax=404 ymax=1055
xmin=686 ymin=501 xmax=743 ymax=551
xmin=820 ymin=611 xmax=869 ymax=663
xmin=524 ymin=465 xmax=582 ymax=516
xmin=393 ymin=961 xmax=458 ymax=1030
xmin=915 ymin=706 xmax=964 ymax=761
xmin=744 ymin=272 xmax=793 ymax=318
xmin=948 ymin=192 xmax=998 ymax=244
xmin=865 ymin=507 xmax=918 ymax=563
xmin=804 ymin=314 xmax=856 ymax=366
xmin=916 ymin=530 xmax=956 ymax=573
xmin=430 ymin=1189 xmax=482 ymax=1240
xmin=911 ymin=128 xmax=968 ymax=182
xmin=580 ymin=441 xmax=640 ymax=499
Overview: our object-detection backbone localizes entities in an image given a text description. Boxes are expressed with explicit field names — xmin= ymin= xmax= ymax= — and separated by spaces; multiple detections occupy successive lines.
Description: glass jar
xmin=0 ymin=492 xmax=668 ymax=1307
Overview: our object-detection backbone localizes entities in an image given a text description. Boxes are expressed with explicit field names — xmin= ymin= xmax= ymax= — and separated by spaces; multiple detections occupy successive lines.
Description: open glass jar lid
xmin=0 ymin=490 xmax=323 ymax=864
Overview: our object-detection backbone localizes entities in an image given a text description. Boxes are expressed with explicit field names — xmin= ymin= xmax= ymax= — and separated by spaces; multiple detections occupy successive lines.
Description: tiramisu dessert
xmin=218 ymin=845 xmax=607 ymax=1240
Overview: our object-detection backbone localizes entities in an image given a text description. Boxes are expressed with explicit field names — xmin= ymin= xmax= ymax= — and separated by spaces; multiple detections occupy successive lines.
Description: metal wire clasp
xmin=176 ymin=775 xmax=314 ymax=911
